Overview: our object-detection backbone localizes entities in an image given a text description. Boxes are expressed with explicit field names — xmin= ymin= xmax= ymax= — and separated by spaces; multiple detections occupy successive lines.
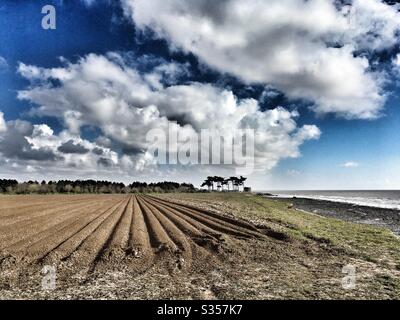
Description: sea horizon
xmin=257 ymin=190 xmax=400 ymax=210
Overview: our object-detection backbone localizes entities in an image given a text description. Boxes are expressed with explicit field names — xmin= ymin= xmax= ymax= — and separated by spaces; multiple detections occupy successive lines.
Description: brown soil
xmin=0 ymin=194 xmax=272 ymax=299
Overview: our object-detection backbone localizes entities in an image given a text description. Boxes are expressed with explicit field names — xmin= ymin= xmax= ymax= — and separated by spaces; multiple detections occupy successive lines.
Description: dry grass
xmin=156 ymin=192 xmax=400 ymax=299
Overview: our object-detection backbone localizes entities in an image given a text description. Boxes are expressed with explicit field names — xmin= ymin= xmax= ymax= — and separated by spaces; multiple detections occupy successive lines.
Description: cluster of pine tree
xmin=0 ymin=179 xmax=196 ymax=194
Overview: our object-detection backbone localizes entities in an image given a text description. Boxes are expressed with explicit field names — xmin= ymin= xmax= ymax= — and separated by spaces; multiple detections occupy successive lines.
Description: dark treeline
xmin=0 ymin=179 xmax=196 ymax=194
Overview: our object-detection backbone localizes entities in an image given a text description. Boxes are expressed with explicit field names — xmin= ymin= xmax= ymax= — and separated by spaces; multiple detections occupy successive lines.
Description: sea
xmin=264 ymin=190 xmax=400 ymax=210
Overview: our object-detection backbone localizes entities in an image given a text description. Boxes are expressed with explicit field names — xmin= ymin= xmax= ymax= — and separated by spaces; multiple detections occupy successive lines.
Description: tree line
xmin=0 ymin=179 xmax=196 ymax=194
xmin=201 ymin=176 xmax=247 ymax=192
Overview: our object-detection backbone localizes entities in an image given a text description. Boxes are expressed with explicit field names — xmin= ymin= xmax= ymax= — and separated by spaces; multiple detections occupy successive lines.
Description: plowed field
xmin=0 ymin=194 xmax=276 ymax=298
xmin=3 ymin=193 xmax=397 ymax=299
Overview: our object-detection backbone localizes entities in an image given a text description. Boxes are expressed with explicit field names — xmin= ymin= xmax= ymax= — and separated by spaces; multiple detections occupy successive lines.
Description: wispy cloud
xmin=286 ymin=169 xmax=301 ymax=176
xmin=0 ymin=56 xmax=8 ymax=72
xmin=341 ymin=161 xmax=359 ymax=168
xmin=79 ymin=0 xmax=96 ymax=6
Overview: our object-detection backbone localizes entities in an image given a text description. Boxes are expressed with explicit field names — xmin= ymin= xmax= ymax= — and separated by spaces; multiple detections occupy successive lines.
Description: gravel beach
xmin=271 ymin=196 xmax=400 ymax=235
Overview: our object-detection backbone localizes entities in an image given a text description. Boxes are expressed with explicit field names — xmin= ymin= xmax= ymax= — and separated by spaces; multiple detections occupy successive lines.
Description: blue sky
xmin=1 ymin=0 xmax=400 ymax=189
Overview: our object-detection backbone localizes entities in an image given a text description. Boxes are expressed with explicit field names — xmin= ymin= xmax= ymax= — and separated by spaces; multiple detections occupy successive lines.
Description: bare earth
xmin=0 ymin=193 xmax=399 ymax=299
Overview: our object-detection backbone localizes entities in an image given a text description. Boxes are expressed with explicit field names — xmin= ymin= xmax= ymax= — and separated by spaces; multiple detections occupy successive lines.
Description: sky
xmin=1 ymin=0 xmax=400 ymax=190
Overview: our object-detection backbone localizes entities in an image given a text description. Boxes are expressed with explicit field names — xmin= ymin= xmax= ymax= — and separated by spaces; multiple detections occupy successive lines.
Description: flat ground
xmin=0 ymin=193 xmax=399 ymax=299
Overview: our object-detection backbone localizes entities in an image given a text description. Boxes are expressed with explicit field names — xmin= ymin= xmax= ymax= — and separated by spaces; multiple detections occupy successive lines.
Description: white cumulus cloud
xmin=0 ymin=112 xmax=6 ymax=133
xmin=15 ymin=53 xmax=320 ymax=175
xmin=122 ymin=0 xmax=400 ymax=119
xmin=0 ymin=118 xmax=118 ymax=176
xmin=393 ymin=53 xmax=400 ymax=74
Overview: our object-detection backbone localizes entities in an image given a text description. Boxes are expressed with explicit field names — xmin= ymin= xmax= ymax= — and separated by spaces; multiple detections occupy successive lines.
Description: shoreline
xmin=266 ymin=195 xmax=400 ymax=235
